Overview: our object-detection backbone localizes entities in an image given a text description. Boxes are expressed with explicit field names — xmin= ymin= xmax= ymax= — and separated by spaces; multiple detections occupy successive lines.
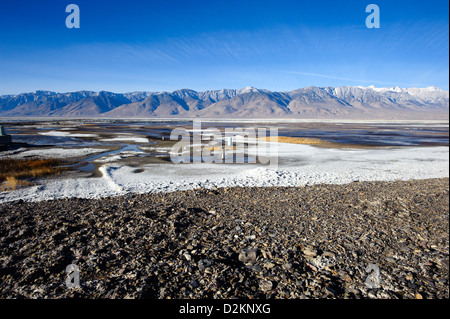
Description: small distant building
xmin=0 ymin=125 xmax=12 ymax=145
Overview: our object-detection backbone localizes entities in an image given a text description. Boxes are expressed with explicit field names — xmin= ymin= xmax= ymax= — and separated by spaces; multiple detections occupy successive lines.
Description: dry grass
xmin=259 ymin=136 xmax=376 ymax=149
xmin=259 ymin=136 xmax=327 ymax=144
xmin=0 ymin=177 xmax=33 ymax=191
xmin=203 ymin=146 xmax=237 ymax=151
xmin=0 ymin=158 xmax=65 ymax=191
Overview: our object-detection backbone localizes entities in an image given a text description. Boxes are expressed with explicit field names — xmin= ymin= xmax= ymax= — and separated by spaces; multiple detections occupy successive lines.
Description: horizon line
xmin=1 ymin=85 xmax=448 ymax=96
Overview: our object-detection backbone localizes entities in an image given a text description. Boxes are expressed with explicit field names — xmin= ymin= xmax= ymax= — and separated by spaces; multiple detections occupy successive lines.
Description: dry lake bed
xmin=0 ymin=119 xmax=448 ymax=203
xmin=0 ymin=119 xmax=448 ymax=299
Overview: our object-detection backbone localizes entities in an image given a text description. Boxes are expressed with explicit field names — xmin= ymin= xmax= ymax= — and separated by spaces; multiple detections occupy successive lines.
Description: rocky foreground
xmin=0 ymin=178 xmax=448 ymax=299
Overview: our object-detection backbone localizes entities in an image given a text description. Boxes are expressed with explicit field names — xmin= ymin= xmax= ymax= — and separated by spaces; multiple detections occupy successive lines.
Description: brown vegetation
xmin=0 ymin=177 xmax=33 ymax=191
xmin=0 ymin=158 xmax=65 ymax=191
xmin=260 ymin=136 xmax=377 ymax=149
xmin=265 ymin=136 xmax=325 ymax=144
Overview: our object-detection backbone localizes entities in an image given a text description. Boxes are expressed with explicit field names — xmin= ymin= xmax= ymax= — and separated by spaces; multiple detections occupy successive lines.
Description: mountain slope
xmin=0 ymin=86 xmax=448 ymax=120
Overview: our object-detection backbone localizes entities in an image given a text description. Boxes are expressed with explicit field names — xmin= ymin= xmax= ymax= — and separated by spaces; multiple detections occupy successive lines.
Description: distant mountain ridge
xmin=0 ymin=86 xmax=448 ymax=120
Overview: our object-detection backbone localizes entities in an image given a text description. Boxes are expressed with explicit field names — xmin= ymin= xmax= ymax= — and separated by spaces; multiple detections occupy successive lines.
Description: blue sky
xmin=0 ymin=0 xmax=448 ymax=94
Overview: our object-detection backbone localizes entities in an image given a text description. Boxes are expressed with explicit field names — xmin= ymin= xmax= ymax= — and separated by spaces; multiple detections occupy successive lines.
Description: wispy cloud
xmin=1 ymin=18 xmax=448 ymax=93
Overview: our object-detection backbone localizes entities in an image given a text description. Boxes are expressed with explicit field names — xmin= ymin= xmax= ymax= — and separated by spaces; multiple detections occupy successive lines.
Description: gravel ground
xmin=0 ymin=178 xmax=448 ymax=299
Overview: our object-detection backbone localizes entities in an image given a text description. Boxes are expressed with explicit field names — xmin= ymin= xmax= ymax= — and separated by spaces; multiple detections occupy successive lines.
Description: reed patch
xmin=0 ymin=158 xmax=65 ymax=191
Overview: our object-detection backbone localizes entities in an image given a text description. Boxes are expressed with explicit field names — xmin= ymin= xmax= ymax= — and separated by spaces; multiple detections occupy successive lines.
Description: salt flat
xmin=38 ymin=131 xmax=99 ymax=138
xmin=0 ymin=142 xmax=448 ymax=203
xmin=100 ymin=136 xmax=150 ymax=143
xmin=3 ymin=147 xmax=109 ymax=159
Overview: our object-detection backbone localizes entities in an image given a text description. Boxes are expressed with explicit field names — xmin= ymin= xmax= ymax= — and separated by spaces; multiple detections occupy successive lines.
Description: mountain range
xmin=0 ymin=86 xmax=448 ymax=120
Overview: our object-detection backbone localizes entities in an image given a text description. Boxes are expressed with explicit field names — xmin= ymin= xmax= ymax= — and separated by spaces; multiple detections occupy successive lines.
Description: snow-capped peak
xmin=362 ymin=85 xmax=403 ymax=93
xmin=239 ymin=86 xmax=259 ymax=94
